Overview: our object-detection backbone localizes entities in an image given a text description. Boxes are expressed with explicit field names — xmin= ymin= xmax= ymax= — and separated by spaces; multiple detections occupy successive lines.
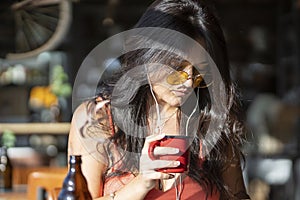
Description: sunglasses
xmin=166 ymin=70 xmax=213 ymax=88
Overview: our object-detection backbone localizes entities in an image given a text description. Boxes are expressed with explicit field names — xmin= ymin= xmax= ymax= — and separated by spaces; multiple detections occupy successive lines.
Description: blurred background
xmin=0 ymin=0 xmax=299 ymax=199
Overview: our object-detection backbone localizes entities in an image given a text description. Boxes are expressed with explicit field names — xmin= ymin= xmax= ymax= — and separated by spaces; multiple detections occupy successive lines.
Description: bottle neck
xmin=69 ymin=155 xmax=82 ymax=173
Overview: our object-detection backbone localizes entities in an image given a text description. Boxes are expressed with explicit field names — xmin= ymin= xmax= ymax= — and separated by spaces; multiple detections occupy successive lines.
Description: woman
xmin=68 ymin=0 xmax=250 ymax=199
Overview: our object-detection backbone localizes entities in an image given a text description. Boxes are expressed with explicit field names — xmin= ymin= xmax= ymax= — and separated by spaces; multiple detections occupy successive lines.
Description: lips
xmin=172 ymin=89 xmax=190 ymax=97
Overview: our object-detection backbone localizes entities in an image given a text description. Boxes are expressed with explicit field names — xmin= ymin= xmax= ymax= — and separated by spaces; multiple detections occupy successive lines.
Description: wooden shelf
xmin=0 ymin=122 xmax=70 ymax=135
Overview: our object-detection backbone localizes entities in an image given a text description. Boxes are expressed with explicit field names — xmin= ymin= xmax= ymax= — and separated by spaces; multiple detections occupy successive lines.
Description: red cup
xmin=148 ymin=135 xmax=190 ymax=173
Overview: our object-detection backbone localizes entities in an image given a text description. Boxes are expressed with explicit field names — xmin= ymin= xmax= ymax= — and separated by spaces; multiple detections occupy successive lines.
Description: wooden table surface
xmin=0 ymin=185 xmax=27 ymax=200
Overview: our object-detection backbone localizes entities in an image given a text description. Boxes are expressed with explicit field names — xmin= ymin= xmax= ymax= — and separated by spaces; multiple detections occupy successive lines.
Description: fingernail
xmin=168 ymin=174 xmax=175 ymax=179
xmin=174 ymin=148 xmax=180 ymax=154
xmin=174 ymin=161 xmax=180 ymax=166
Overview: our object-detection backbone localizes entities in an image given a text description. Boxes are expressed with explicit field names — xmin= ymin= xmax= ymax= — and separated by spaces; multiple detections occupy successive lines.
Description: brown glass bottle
xmin=58 ymin=155 xmax=92 ymax=200
xmin=0 ymin=146 xmax=13 ymax=191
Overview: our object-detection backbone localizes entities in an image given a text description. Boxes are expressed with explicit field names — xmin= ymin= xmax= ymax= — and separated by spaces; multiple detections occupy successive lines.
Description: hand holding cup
xmin=148 ymin=135 xmax=190 ymax=173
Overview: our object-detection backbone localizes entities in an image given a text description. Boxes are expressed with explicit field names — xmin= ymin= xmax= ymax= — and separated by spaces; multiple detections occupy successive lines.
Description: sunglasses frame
xmin=166 ymin=70 xmax=213 ymax=88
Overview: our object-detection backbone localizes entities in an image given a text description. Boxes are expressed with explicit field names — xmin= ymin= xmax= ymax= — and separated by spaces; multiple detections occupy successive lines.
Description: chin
xmin=168 ymin=97 xmax=185 ymax=107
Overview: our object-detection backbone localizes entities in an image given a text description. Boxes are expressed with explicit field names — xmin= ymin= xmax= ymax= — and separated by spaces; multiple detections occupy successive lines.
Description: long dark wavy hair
xmin=87 ymin=0 xmax=246 ymax=199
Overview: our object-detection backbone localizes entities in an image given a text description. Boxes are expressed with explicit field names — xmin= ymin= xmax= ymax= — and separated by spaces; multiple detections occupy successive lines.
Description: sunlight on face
xmin=148 ymin=63 xmax=195 ymax=107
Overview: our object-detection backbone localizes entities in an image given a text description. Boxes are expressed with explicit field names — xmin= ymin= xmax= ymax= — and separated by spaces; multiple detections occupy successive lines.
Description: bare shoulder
xmin=68 ymin=101 xmax=107 ymax=153
xmin=70 ymin=100 xmax=110 ymax=134
xmin=68 ymin=102 xmax=90 ymax=155
xmin=72 ymin=102 xmax=89 ymax=126
xmin=73 ymin=99 xmax=111 ymax=126
xmin=68 ymin=100 xmax=111 ymax=159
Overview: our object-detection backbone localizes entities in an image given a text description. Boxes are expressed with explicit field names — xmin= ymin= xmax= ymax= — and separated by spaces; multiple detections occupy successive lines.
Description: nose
xmin=182 ymin=76 xmax=193 ymax=88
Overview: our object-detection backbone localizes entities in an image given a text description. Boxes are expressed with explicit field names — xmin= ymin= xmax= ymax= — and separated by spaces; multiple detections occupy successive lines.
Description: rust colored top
xmin=94 ymin=97 xmax=220 ymax=199
xmin=103 ymin=172 xmax=220 ymax=200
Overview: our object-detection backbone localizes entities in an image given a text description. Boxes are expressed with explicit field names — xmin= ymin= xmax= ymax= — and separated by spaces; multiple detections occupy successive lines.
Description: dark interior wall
xmin=58 ymin=0 xmax=151 ymax=85
xmin=63 ymin=0 xmax=280 ymax=88
xmin=0 ymin=0 xmax=299 ymax=120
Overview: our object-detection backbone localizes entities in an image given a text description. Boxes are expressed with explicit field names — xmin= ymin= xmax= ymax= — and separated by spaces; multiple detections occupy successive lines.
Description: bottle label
xmin=1 ymin=156 xmax=8 ymax=165
xmin=0 ymin=164 xmax=6 ymax=172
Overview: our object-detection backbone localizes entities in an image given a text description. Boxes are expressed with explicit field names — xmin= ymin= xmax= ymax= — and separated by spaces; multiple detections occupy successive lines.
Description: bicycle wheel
xmin=1 ymin=0 xmax=72 ymax=60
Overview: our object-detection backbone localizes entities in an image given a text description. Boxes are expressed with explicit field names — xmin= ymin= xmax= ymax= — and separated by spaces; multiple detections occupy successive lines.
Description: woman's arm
xmin=68 ymin=102 xmax=105 ymax=198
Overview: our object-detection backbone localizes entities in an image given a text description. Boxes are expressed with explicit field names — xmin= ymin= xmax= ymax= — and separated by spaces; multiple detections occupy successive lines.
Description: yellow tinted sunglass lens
xmin=167 ymin=71 xmax=188 ymax=85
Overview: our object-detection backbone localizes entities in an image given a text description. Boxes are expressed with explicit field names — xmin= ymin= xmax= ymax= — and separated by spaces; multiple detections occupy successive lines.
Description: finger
xmin=144 ymin=172 xmax=175 ymax=180
xmin=141 ymin=159 xmax=180 ymax=171
xmin=152 ymin=160 xmax=180 ymax=169
xmin=145 ymin=133 xmax=165 ymax=143
xmin=153 ymin=146 xmax=179 ymax=156
xmin=142 ymin=133 xmax=166 ymax=154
